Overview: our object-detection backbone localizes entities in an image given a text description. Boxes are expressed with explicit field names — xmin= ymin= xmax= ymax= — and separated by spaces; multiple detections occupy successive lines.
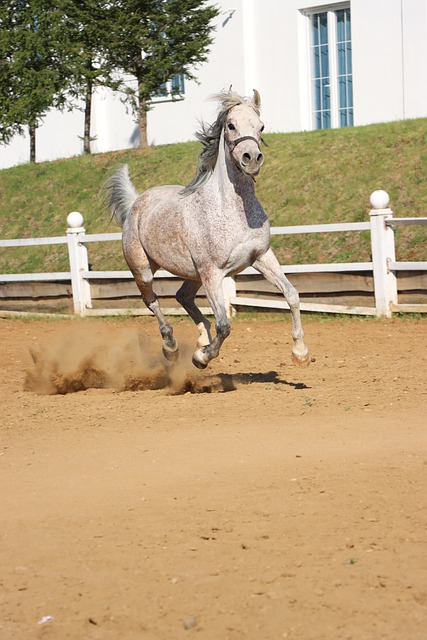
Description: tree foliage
xmin=0 ymin=0 xmax=219 ymax=160
xmin=94 ymin=0 xmax=219 ymax=147
xmin=58 ymin=1 xmax=121 ymax=154
xmin=0 ymin=0 xmax=71 ymax=159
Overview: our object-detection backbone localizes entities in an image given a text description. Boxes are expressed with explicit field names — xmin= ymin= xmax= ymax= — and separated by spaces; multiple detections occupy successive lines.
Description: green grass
xmin=3 ymin=310 xmax=424 ymax=324
xmin=1 ymin=118 xmax=426 ymax=274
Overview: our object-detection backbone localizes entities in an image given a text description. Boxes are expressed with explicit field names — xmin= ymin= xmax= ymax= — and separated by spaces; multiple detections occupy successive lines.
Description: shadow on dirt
xmin=166 ymin=371 xmax=311 ymax=395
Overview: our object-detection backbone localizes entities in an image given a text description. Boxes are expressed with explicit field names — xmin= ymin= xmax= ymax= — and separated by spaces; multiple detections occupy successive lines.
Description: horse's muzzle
xmin=240 ymin=146 xmax=264 ymax=175
xmin=226 ymin=134 xmax=265 ymax=176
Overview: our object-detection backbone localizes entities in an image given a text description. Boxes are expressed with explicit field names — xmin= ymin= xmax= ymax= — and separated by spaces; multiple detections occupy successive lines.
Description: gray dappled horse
xmin=102 ymin=89 xmax=312 ymax=370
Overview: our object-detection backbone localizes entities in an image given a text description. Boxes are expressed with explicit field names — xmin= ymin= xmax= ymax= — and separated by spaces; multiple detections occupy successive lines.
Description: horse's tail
xmin=101 ymin=164 xmax=139 ymax=227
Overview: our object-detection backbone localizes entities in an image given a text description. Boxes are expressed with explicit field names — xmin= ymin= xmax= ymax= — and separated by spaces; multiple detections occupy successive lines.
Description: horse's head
xmin=181 ymin=89 xmax=267 ymax=196
xmin=223 ymin=89 xmax=265 ymax=177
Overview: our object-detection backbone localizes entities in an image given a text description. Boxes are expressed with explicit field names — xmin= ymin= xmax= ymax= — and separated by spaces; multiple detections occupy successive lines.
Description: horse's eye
xmin=227 ymin=123 xmax=236 ymax=131
xmin=260 ymin=124 xmax=265 ymax=133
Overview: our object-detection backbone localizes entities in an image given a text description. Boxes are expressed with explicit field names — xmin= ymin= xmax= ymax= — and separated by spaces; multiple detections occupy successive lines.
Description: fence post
xmin=369 ymin=190 xmax=398 ymax=318
xmin=223 ymin=276 xmax=237 ymax=318
xmin=66 ymin=212 xmax=92 ymax=316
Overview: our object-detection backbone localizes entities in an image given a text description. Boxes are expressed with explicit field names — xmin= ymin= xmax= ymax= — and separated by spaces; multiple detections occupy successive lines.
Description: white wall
xmin=401 ymin=0 xmax=427 ymax=119
xmin=90 ymin=82 xmax=138 ymax=154
xmin=246 ymin=1 xmax=303 ymax=133
xmin=1 ymin=0 xmax=426 ymax=170
xmin=147 ymin=2 xmax=246 ymax=145
xmin=345 ymin=0 xmax=427 ymax=126
xmin=244 ymin=0 xmax=427 ymax=130
xmin=1 ymin=106 xmax=85 ymax=168
xmin=352 ymin=0 xmax=405 ymax=125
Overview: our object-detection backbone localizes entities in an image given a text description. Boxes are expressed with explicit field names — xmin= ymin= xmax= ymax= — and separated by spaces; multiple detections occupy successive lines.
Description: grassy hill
xmin=0 ymin=118 xmax=426 ymax=275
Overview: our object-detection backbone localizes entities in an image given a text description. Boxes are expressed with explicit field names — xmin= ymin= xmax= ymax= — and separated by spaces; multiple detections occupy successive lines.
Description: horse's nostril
xmin=257 ymin=153 xmax=264 ymax=164
xmin=242 ymin=152 xmax=251 ymax=163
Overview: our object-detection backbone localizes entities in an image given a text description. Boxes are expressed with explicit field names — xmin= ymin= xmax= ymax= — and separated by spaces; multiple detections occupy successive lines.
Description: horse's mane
xmin=180 ymin=90 xmax=261 ymax=196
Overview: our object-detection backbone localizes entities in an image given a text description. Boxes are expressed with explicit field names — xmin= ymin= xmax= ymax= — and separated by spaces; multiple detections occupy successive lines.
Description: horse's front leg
xmin=191 ymin=272 xmax=230 ymax=369
xmin=253 ymin=248 xmax=312 ymax=368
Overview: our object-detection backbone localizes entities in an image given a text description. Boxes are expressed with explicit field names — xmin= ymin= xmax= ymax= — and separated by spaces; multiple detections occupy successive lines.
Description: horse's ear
xmin=252 ymin=89 xmax=261 ymax=110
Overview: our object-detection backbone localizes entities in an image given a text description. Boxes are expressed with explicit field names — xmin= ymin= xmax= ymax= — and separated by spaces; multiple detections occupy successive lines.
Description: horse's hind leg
xmin=253 ymin=248 xmax=312 ymax=367
xmin=125 ymin=247 xmax=179 ymax=361
xmin=176 ymin=280 xmax=212 ymax=349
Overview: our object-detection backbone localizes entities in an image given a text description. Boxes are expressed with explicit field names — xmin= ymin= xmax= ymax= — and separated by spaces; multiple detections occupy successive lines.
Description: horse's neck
xmin=209 ymin=131 xmax=256 ymax=204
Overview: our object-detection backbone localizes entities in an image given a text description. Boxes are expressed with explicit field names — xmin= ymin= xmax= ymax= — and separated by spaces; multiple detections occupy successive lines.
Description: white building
xmin=1 ymin=0 xmax=426 ymax=170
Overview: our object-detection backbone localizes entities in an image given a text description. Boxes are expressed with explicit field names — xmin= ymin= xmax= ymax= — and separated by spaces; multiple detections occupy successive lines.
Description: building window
xmin=336 ymin=8 xmax=352 ymax=126
xmin=153 ymin=74 xmax=185 ymax=101
xmin=309 ymin=6 xmax=353 ymax=129
xmin=171 ymin=73 xmax=185 ymax=96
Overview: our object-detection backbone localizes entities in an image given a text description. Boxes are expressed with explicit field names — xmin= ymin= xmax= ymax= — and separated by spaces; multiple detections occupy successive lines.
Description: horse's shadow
xmin=178 ymin=370 xmax=310 ymax=394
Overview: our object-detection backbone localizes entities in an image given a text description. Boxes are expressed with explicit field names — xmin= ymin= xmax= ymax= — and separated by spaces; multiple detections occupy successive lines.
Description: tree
xmin=0 ymin=1 xmax=70 ymax=161
xmin=105 ymin=0 xmax=219 ymax=147
xmin=58 ymin=0 xmax=120 ymax=155
xmin=0 ymin=0 xmax=219 ymax=160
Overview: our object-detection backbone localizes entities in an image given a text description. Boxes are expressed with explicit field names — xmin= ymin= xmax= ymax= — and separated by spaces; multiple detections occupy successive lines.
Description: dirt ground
xmin=1 ymin=314 xmax=426 ymax=640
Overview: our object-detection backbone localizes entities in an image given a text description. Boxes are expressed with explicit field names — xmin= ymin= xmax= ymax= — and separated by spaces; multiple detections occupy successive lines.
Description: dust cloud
xmin=24 ymin=324 xmax=224 ymax=396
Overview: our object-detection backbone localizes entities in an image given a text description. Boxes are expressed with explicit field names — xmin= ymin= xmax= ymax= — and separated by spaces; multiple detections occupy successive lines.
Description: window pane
xmin=319 ymin=12 xmax=328 ymax=44
xmin=346 ymin=42 xmax=352 ymax=74
xmin=348 ymin=77 xmax=353 ymax=106
xmin=313 ymin=80 xmax=320 ymax=110
xmin=313 ymin=47 xmax=320 ymax=78
xmin=322 ymin=110 xmax=331 ymax=129
xmin=322 ymin=80 xmax=331 ymax=111
xmin=336 ymin=9 xmax=345 ymax=42
xmin=155 ymin=82 xmax=168 ymax=98
xmin=339 ymin=109 xmax=348 ymax=127
xmin=337 ymin=42 xmax=345 ymax=74
xmin=320 ymin=44 xmax=329 ymax=78
xmin=345 ymin=8 xmax=351 ymax=39
xmin=312 ymin=14 xmax=319 ymax=46
xmin=171 ymin=74 xmax=185 ymax=95
xmin=339 ymin=78 xmax=347 ymax=108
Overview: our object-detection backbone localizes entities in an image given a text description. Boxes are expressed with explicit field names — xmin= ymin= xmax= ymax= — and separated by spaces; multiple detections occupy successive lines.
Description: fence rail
xmin=270 ymin=222 xmax=371 ymax=234
xmin=1 ymin=191 xmax=426 ymax=318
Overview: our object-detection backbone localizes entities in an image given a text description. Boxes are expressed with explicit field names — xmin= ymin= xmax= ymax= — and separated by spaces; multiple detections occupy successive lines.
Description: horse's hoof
xmin=292 ymin=351 xmax=314 ymax=368
xmin=192 ymin=356 xmax=207 ymax=370
xmin=192 ymin=349 xmax=209 ymax=369
xmin=162 ymin=345 xmax=179 ymax=362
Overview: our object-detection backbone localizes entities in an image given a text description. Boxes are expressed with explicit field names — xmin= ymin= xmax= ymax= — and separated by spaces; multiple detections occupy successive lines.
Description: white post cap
xmin=370 ymin=190 xmax=390 ymax=210
xmin=67 ymin=211 xmax=84 ymax=228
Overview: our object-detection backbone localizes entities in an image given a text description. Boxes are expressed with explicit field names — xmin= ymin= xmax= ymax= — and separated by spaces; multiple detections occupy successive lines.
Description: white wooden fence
xmin=1 ymin=191 xmax=426 ymax=318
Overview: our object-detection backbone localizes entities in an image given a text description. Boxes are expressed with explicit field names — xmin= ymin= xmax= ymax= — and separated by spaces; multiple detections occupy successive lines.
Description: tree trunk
xmin=29 ymin=123 xmax=36 ymax=162
xmin=84 ymin=76 xmax=93 ymax=155
xmin=138 ymin=80 xmax=148 ymax=148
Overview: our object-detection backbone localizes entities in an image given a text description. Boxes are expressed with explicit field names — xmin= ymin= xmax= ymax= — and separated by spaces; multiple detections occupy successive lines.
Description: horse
xmin=101 ymin=88 xmax=312 ymax=370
